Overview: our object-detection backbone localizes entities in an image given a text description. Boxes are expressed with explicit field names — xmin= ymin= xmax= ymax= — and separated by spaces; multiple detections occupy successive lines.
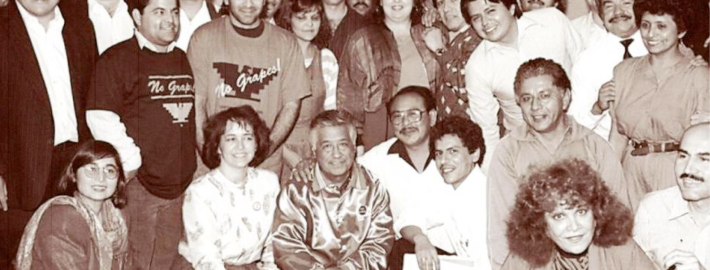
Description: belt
xmin=630 ymin=140 xmax=679 ymax=156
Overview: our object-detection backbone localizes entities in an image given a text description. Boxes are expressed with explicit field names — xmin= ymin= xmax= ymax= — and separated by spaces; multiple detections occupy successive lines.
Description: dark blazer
xmin=0 ymin=0 xmax=97 ymax=211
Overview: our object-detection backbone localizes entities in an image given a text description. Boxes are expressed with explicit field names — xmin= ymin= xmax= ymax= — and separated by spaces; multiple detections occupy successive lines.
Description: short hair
xmin=461 ymin=0 xmax=522 ymax=26
xmin=373 ymin=0 xmax=424 ymax=26
xmin=513 ymin=58 xmax=571 ymax=95
xmin=274 ymin=0 xmax=332 ymax=49
xmin=386 ymin=86 xmax=436 ymax=116
xmin=127 ymin=0 xmax=178 ymax=14
xmin=58 ymin=140 xmax=128 ymax=208
xmin=309 ymin=110 xmax=359 ymax=149
xmin=202 ymin=106 xmax=272 ymax=169
xmin=431 ymin=116 xmax=486 ymax=166
xmin=633 ymin=0 xmax=688 ymax=34
xmin=506 ymin=159 xmax=633 ymax=267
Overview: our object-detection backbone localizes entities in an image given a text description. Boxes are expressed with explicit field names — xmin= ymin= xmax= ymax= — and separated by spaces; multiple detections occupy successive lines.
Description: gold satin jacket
xmin=272 ymin=164 xmax=394 ymax=270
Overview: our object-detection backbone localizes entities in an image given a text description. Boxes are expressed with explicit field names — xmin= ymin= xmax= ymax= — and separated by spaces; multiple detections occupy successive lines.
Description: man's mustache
xmin=353 ymin=1 xmax=369 ymax=8
xmin=680 ymin=173 xmax=705 ymax=182
xmin=609 ymin=14 xmax=632 ymax=23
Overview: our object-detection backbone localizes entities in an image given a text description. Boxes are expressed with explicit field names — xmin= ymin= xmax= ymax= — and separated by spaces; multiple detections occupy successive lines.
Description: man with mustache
xmin=188 ymin=0 xmax=310 ymax=177
xmin=347 ymin=0 xmax=373 ymax=16
xmin=486 ymin=58 xmax=634 ymax=270
xmin=272 ymin=110 xmax=394 ymax=270
xmin=85 ymin=0 xmax=196 ymax=267
xmin=567 ymin=0 xmax=647 ymax=141
xmin=634 ymin=123 xmax=710 ymax=270
xmin=460 ymin=0 xmax=582 ymax=172
xmin=323 ymin=0 xmax=369 ymax=60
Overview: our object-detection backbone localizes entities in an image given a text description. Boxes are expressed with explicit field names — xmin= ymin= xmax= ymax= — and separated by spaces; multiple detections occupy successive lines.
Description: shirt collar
xmin=16 ymin=0 xmax=64 ymax=32
xmin=484 ymin=12 xmax=541 ymax=52
xmin=667 ymin=187 xmax=692 ymax=220
xmin=455 ymin=165 xmax=485 ymax=191
xmin=180 ymin=0 xmax=210 ymax=23
xmin=387 ymin=139 xmax=435 ymax=171
xmin=134 ymin=30 xmax=176 ymax=52
xmin=87 ymin=0 xmax=129 ymax=18
xmin=312 ymin=164 xmax=367 ymax=193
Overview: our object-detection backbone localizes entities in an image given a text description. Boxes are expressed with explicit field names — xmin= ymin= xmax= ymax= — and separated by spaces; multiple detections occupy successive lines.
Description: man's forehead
xmin=391 ymin=94 xmax=426 ymax=111
xmin=316 ymin=126 xmax=351 ymax=141
xmin=680 ymin=126 xmax=710 ymax=154
xmin=435 ymin=134 xmax=466 ymax=149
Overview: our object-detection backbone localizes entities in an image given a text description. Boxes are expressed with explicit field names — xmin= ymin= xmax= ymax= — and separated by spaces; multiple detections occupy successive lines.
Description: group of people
xmin=0 ymin=0 xmax=709 ymax=268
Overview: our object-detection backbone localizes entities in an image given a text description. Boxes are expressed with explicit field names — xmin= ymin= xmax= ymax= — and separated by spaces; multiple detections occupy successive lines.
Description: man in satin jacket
xmin=272 ymin=110 xmax=394 ymax=270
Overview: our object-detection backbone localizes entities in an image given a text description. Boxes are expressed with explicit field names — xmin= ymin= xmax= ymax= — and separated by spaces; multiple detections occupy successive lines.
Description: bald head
xmin=675 ymin=123 xmax=710 ymax=203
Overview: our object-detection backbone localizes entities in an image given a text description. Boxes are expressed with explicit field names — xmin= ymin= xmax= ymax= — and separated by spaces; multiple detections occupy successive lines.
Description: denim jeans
xmin=124 ymin=179 xmax=184 ymax=270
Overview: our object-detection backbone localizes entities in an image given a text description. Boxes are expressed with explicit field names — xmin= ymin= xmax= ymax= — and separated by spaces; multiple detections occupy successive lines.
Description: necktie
xmin=620 ymin=38 xmax=633 ymax=59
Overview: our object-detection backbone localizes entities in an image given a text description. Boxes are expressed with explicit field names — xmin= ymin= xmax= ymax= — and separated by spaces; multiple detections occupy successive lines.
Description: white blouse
xmin=178 ymin=168 xmax=280 ymax=270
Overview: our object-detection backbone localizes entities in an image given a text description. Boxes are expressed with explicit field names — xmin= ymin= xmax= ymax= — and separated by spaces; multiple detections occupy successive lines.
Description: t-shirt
xmin=188 ymin=18 xmax=311 ymax=173
xmin=87 ymin=37 xmax=197 ymax=199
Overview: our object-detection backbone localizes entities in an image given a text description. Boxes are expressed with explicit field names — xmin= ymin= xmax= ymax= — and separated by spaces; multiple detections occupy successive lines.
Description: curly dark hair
xmin=513 ymin=58 xmax=571 ymax=96
xmin=202 ymin=106 xmax=272 ymax=169
xmin=58 ymin=140 xmax=128 ymax=208
xmin=431 ymin=116 xmax=486 ymax=166
xmin=275 ymin=0 xmax=332 ymax=49
xmin=506 ymin=159 xmax=633 ymax=267
xmin=373 ymin=0 xmax=424 ymax=26
xmin=633 ymin=0 xmax=688 ymax=35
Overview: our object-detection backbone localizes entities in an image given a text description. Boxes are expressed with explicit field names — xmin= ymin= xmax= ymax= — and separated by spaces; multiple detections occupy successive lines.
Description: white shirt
xmin=465 ymin=8 xmax=582 ymax=172
xmin=178 ymin=168 xmax=280 ymax=270
xmin=176 ymin=1 xmax=212 ymax=51
xmin=88 ymin=0 xmax=134 ymax=54
xmin=319 ymin=49 xmax=339 ymax=110
xmin=634 ymin=186 xmax=710 ymax=269
xmin=571 ymin=11 xmax=607 ymax=50
xmin=358 ymin=138 xmax=447 ymax=237
xmin=87 ymin=31 xmax=177 ymax=172
xmin=410 ymin=166 xmax=492 ymax=270
xmin=17 ymin=2 xmax=78 ymax=146
xmin=568 ymin=30 xmax=647 ymax=140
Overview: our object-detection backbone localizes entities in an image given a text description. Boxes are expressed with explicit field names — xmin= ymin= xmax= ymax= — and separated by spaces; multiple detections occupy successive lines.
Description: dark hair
xmin=386 ymin=86 xmax=436 ymax=116
xmin=275 ymin=0 xmax=332 ymax=49
xmin=202 ymin=106 xmax=272 ymax=169
xmin=58 ymin=140 xmax=128 ymax=208
xmin=431 ymin=116 xmax=486 ymax=166
xmin=506 ymin=159 xmax=633 ymax=267
xmin=513 ymin=58 xmax=571 ymax=95
xmin=555 ymin=0 xmax=566 ymax=13
xmin=633 ymin=0 xmax=688 ymax=35
xmin=461 ymin=0 xmax=522 ymax=26
xmin=373 ymin=0 xmax=424 ymax=25
xmin=127 ymin=0 xmax=179 ymax=14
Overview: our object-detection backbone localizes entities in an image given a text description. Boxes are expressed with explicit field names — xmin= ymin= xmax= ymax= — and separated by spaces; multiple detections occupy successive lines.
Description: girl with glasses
xmin=15 ymin=140 xmax=129 ymax=270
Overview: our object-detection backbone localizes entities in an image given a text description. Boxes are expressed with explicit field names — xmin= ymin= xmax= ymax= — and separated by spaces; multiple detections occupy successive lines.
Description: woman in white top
xmin=275 ymin=0 xmax=339 ymax=179
xmin=176 ymin=106 xmax=280 ymax=270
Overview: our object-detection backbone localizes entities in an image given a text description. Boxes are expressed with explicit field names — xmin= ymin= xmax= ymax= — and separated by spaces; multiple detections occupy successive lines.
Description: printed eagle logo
xmin=213 ymin=62 xmax=279 ymax=101
xmin=162 ymin=103 xmax=193 ymax=123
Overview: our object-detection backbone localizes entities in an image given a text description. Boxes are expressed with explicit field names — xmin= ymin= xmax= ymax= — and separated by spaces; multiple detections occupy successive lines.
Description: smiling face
xmin=544 ymin=202 xmax=596 ymax=254
xmin=382 ymin=0 xmax=414 ymax=23
xmin=519 ymin=0 xmax=556 ymax=12
xmin=434 ymin=134 xmax=479 ymax=189
xmin=516 ymin=74 xmax=570 ymax=135
xmin=17 ymin=0 xmax=59 ymax=21
xmin=291 ymin=9 xmax=321 ymax=42
xmin=132 ymin=0 xmax=180 ymax=50
xmin=76 ymin=158 xmax=120 ymax=210
xmin=600 ymin=0 xmax=636 ymax=38
xmin=230 ymin=0 xmax=265 ymax=28
xmin=675 ymin=125 xmax=710 ymax=203
xmin=639 ymin=13 xmax=683 ymax=56
xmin=390 ymin=94 xmax=435 ymax=148
xmin=219 ymin=121 xmax=257 ymax=170
xmin=313 ymin=125 xmax=356 ymax=183
xmin=437 ymin=0 xmax=467 ymax=32
xmin=465 ymin=0 xmax=516 ymax=44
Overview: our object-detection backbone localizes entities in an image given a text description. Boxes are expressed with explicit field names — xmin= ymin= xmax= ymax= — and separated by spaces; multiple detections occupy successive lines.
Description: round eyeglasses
xmin=390 ymin=109 xmax=425 ymax=126
xmin=82 ymin=164 xmax=120 ymax=180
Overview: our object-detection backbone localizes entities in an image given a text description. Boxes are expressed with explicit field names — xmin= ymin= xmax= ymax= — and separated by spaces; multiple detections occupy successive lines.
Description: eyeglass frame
xmin=389 ymin=109 xmax=426 ymax=126
xmin=81 ymin=163 xmax=120 ymax=180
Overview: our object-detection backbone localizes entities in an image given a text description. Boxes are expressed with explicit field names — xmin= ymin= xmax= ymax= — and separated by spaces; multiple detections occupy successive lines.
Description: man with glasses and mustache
xmin=634 ymin=123 xmax=710 ymax=270
xmin=85 ymin=0 xmax=197 ymax=267
xmin=486 ymin=58 xmax=633 ymax=270
xmin=567 ymin=0 xmax=647 ymax=141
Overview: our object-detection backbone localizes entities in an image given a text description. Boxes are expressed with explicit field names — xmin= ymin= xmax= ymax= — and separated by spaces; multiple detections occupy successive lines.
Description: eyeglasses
xmin=390 ymin=109 xmax=425 ymax=126
xmin=82 ymin=164 xmax=119 ymax=180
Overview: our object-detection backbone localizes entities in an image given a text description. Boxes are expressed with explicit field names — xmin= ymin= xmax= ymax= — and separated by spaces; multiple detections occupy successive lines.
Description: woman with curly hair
xmin=502 ymin=159 xmax=655 ymax=270
xmin=175 ymin=106 xmax=280 ymax=270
